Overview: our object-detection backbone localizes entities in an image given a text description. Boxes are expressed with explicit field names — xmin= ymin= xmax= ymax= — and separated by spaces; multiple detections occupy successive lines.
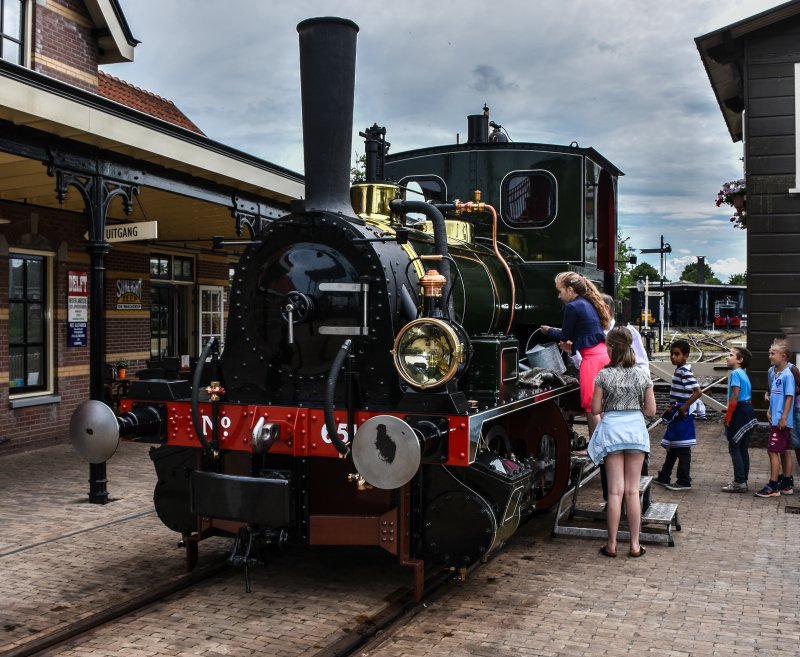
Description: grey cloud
xmin=470 ymin=65 xmax=519 ymax=92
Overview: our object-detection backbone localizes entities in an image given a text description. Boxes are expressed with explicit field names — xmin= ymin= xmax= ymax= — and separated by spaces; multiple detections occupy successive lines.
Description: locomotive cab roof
xmin=387 ymin=140 xmax=624 ymax=178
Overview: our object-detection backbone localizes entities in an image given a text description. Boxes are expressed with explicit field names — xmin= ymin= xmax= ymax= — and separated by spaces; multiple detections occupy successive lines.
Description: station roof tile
xmin=98 ymin=71 xmax=203 ymax=135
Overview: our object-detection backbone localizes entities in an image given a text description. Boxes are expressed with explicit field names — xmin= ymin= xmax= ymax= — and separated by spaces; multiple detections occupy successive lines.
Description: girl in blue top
xmin=541 ymin=272 xmax=610 ymax=435
xmin=721 ymin=347 xmax=757 ymax=492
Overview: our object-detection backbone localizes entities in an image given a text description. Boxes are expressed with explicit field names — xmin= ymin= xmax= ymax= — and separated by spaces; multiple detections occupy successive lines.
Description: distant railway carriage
xmin=714 ymin=298 xmax=741 ymax=328
xmin=70 ymin=17 xmax=622 ymax=598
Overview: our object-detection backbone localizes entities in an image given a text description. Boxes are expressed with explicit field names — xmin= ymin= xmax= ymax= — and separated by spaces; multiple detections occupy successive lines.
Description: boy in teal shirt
xmin=756 ymin=339 xmax=795 ymax=497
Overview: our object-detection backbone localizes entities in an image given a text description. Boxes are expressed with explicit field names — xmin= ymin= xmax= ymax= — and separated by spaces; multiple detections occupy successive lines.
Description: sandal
xmin=599 ymin=544 xmax=617 ymax=558
xmin=629 ymin=545 xmax=647 ymax=558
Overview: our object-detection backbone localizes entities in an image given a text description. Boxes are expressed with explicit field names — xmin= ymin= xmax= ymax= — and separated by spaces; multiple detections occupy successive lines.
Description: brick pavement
xmin=363 ymin=419 xmax=800 ymax=657
xmin=3 ymin=420 xmax=800 ymax=656
xmin=0 ymin=442 xmax=408 ymax=656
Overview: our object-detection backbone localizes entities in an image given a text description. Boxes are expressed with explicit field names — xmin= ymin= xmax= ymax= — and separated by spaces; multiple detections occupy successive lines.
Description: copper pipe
xmin=455 ymin=201 xmax=516 ymax=333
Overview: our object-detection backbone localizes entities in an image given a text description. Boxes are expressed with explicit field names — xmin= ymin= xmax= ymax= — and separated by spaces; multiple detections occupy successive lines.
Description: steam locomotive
xmin=70 ymin=17 xmax=621 ymax=597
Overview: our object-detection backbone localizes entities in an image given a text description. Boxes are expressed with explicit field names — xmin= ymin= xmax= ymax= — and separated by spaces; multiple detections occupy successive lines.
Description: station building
xmin=627 ymin=281 xmax=746 ymax=329
xmin=0 ymin=0 xmax=303 ymax=453
xmin=697 ymin=0 xmax=800 ymax=399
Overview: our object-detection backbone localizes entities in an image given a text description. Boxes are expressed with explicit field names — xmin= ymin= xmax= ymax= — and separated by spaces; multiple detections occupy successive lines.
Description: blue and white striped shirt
xmin=670 ymin=364 xmax=698 ymax=406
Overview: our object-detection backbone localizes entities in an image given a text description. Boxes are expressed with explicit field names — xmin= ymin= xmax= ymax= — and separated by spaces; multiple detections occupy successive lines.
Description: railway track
xmin=3 ymin=559 xmax=229 ymax=657
xmin=0 ymin=499 xmax=479 ymax=657
xmin=662 ymin=327 xmax=744 ymax=363
xmin=6 ymin=552 xmax=466 ymax=657
xmin=650 ymin=328 xmax=745 ymax=419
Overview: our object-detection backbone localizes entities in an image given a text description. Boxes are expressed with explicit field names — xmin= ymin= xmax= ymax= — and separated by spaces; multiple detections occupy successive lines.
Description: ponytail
xmin=554 ymin=272 xmax=611 ymax=329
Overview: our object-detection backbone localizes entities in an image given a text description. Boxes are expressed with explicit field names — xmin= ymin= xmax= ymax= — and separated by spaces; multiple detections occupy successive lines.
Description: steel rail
xmin=1 ymin=560 xmax=228 ymax=657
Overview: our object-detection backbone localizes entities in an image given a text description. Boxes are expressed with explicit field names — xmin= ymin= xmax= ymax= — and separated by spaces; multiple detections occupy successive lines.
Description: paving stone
xmin=5 ymin=419 xmax=800 ymax=655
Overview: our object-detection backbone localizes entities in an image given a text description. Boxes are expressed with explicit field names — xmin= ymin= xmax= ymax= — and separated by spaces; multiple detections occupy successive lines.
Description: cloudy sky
xmin=104 ymin=0 xmax=785 ymax=282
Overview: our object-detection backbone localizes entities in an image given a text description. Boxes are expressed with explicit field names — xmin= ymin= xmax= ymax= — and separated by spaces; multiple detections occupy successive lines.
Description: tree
xmin=350 ymin=152 xmax=366 ymax=183
xmin=615 ymin=235 xmax=638 ymax=301
xmin=728 ymin=272 xmax=747 ymax=285
xmin=679 ymin=262 xmax=721 ymax=285
xmin=630 ymin=262 xmax=661 ymax=283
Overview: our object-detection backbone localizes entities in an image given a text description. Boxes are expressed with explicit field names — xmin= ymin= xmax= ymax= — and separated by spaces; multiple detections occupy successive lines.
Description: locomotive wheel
xmin=496 ymin=399 xmax=571 ymax=511
xmin=483 ymin=425 xmax=511 ymax=457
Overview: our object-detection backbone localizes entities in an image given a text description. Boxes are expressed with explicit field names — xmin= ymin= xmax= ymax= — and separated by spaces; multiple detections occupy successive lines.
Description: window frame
xmin=0 ymin=0 xmax=25 ymax=65
xmin=198 ymin=285 xmax=225 ymax=354
xmin=150 ymin=253 xmax=195 ymax=282
xmin=397 ymin=175 xmax=448 ymax=205
xmin=8 ymin=248 xmax=54 ymax=397
xmin=500 ymin=169 xmax=558 ymax=229
xmin=790 ymin=62 xmax=800 ymax=194
xmin=149 ymin=252 xmax=195 ymax=359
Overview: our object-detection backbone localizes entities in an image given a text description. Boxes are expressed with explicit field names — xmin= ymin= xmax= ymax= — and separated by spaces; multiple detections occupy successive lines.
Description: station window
xmin=199 ymin=285 xmax=225 ymax=353
xmin=502 ymin=172 xmax=557 ymax=227
xmin=150 ymin=254 xmax=194 ymax=282
xmin=173 ymin=256 xmax=193 ymax=281
xmin=0 ymin=0 xmax=24 ymax=65
xmin=9 ymin=252 xmax=50 ymax=394
xmin=149 ymin=253 xmax=194 ymax=359
xmin=150 ymin=255 xmax=170 ymax=279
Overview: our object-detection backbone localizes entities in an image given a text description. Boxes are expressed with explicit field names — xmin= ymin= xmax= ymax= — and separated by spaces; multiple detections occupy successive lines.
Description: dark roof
xmin=695 ymin=0 xmax=800 ymax=142
xmin=388 ymin=141 xmax=624 ymax=177
xmin=98 ymin=71 xmax=203 ymax=134
xmin=628 ymin=281 xmax=746 ymax=291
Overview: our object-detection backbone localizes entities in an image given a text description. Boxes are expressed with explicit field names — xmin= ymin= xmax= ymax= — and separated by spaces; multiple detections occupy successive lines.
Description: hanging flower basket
xmin=715 ymin=179 xmax=746 ymax=229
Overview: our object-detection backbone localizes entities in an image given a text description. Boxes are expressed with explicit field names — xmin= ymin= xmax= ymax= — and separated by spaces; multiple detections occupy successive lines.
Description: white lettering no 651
xmin=321 ymin=422 xmax=351 ymax=444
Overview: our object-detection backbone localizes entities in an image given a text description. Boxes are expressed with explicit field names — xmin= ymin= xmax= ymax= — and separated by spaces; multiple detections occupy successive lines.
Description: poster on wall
xmin=116 ymin=279 xmax=142 ymax=310
xmin=67 ymin=270 xmax=88 ymax=347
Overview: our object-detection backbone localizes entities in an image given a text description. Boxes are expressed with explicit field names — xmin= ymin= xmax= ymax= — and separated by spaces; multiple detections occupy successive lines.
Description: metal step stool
xmin=641 ymin=501 xmax=680 ymax=547
xmin=551 ymin=457 xmax=680 ymax=546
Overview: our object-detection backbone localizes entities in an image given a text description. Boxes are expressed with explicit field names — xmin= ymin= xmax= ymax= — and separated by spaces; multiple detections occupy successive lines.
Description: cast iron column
xmin=86 ymin=237 xmax=111 ymax=502
xmin=50 ymin=160 xmax=138 ymax=503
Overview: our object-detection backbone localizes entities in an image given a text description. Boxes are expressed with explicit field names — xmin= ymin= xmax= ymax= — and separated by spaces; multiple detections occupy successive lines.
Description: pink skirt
xmin=579 ymin=342 xmax=610 ymax=413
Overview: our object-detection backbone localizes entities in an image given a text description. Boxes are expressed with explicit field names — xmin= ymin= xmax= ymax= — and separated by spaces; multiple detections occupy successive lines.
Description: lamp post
xmin=637 ymin=277 xmax=650 ymax=329
xmin=640 ymin=235 xmax=671 ymax=327
xmin=640 ymin=235 xmax=672 ymax=286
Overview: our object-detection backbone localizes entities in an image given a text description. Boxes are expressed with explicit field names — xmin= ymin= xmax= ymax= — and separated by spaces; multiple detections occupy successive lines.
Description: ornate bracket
xmin=49 ymin=165 xmax=139 ymax=240
xmin=232 ymin=208 xmax=264 ymax=239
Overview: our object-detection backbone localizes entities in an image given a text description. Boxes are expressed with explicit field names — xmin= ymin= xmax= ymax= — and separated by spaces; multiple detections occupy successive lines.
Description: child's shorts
xmin=768 ymin=426 xmax=791 ymax=453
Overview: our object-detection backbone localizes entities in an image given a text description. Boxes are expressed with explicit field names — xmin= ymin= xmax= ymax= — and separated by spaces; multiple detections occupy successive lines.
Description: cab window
xmin=503 ymin=172 xmax=556 ymax=226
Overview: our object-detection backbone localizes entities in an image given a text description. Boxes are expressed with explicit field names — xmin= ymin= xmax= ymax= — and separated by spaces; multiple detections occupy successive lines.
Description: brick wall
xmin=0 ymin=201 xmax=89 ymax=453
xmin=105 ymin=246 xmax=150 ymax=372
xmin=32 ymin=0 xmax=99 ymax=91
xmin=0 ymin=201 xmax=234 ymax=456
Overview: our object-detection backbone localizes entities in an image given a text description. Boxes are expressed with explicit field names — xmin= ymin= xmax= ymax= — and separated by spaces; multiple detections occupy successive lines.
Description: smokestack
xmin=696 ymin=256 xmax=705 ymax=284
xmin=466 ymin=114 xmax=488 ymax=143
xmin=296 ymin=17 xmax=359 ymax=215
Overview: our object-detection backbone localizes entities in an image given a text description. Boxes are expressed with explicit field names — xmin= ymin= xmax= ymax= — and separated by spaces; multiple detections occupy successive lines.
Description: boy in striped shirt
xmin=653 ymin=340 xmax=702 ymax=491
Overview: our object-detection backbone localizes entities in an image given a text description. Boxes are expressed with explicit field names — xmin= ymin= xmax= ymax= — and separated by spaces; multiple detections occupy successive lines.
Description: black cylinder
xmin=297 ymin=17 xmax=359 ymax=215
xmin=118 ymin=404 xmax=163 ymax=440
xmin=467 ymin=114 xmax=488 ymax=143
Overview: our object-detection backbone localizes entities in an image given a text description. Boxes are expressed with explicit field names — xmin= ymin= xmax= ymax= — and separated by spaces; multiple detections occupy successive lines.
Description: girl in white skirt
xmin=588 ymin=327 xmax=656 ymax=558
